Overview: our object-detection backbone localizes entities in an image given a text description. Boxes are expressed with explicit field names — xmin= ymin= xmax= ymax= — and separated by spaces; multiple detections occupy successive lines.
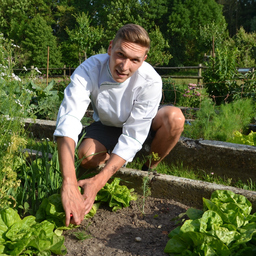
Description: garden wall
xmin=137 ymin=136 xmax=256 ymax=184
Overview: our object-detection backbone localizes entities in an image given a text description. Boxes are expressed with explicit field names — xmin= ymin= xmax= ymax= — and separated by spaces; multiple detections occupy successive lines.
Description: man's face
xmin=107 ymin=39 xmax=148 ymax=83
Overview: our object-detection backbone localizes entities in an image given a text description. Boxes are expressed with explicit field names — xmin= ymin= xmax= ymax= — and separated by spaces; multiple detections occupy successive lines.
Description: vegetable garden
xmin=1 ymin=29 xmax=256 ymax=255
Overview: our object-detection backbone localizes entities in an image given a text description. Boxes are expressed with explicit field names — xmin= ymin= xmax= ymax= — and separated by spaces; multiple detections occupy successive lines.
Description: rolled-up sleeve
xmin=112 ymin=80 xmax=162 ymax=161
xmin=53 ymin=66 xmax=91 ymax=145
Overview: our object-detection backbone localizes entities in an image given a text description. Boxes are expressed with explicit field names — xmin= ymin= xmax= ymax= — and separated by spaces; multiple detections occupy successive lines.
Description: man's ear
xmin=144 ymin=55 xmax=147 ymax=61
xmin=107 ymin=40 xmax=113 ymax=56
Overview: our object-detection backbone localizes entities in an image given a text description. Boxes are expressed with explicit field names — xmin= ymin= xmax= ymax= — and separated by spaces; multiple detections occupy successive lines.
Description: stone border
xmin=115 ymin=168 xmax=256 ymax=212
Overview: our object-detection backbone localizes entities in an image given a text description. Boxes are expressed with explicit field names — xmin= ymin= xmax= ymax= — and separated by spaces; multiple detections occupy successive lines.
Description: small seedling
xmin=73 ymin=231 xmax=92 ymax=241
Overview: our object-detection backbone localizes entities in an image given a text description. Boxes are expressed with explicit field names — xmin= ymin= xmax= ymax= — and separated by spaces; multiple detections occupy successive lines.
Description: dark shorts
xmin=78 ymin=121 xmax=155 ymax=152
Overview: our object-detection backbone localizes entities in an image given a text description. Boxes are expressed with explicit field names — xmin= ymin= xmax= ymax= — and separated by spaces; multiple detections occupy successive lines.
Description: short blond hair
xmin=112 ymin=24 xmax=150 ymax=54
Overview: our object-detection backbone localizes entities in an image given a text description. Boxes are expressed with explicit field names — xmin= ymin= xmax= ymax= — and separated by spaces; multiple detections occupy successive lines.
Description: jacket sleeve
xmin=53 ymin=66 xmax=92 ymax=145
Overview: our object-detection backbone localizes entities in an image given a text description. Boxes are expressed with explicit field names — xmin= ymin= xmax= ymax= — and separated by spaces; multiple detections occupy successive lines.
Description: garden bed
xmin=63 ymin=195 xmax=189 ymax=256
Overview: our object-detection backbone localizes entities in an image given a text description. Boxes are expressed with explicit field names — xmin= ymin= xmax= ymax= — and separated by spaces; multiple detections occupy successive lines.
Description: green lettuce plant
xmin=228 ymin=131 xmax=256 ymax=146
xmin=95 ymin=178 xmax=137 ymax=211
xmin=0 ymin=208 xmax=67 ymax=256
xmin=165 ymin=190 xmax=256 ymax=255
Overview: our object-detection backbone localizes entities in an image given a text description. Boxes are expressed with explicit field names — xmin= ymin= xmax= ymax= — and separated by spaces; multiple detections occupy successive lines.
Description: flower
xmin=34 ymin=67 xmax=42 ymax=74
xmin=188 ymin=83 xmax=197 ymax=87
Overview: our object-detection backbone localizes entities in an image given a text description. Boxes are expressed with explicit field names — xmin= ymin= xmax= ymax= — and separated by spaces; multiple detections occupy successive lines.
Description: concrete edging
xmin=115 ymin=168 xmax=256 ymax=212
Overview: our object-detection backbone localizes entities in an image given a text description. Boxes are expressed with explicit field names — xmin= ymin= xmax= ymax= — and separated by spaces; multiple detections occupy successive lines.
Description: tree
xmin=147 ymin=26 xmax=172 ymax=66
xmin=65 ymin=12 xmax=104 ymax=63
xmin=21 ymin=14 xmax=62 ymax=70
xmin=228 ymin=27 xmax=256 ymax=67
xmin=166 ymin=0 xmax=226 ymax=66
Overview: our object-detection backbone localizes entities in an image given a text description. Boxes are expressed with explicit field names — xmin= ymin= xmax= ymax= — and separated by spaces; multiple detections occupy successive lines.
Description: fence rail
xmin=13 ymin=64 xmax=254 ymax=85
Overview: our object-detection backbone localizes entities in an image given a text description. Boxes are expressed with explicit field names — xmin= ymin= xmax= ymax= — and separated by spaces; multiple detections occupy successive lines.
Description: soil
xmin=63 ymin=196 xmax=189 ymax=256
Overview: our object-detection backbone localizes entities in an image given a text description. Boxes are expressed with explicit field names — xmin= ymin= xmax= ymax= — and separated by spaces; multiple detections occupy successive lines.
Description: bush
xmin=203 ymin=47 xmax=239 ymax=105
xmin=162 ymin=78 xmax=206 ymax=108
xmin=183 ymin=98 xmax=255 ymax=141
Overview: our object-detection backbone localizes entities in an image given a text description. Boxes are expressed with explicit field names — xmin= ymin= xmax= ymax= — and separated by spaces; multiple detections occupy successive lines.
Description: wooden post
xmin=64 ymin=65 xmax=66 ymax=77
xmin=198 ymin=63 xmax=202 ymax=85
xmin=46 ymin=46 xmax=49 ymax=85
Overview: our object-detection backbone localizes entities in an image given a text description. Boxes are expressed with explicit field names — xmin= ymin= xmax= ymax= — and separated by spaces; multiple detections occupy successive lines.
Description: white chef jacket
xmin=54 ymin=53 xmax=162 ymax=162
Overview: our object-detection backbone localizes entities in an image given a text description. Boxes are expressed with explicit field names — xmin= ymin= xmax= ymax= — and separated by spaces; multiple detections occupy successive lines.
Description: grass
xmin=126 ymin=157 xmax=256 ymax=192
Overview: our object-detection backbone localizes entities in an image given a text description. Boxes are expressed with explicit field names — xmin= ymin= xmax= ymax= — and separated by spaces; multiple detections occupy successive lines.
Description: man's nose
xmin=121 ymin=58 xmax=130 ymax=70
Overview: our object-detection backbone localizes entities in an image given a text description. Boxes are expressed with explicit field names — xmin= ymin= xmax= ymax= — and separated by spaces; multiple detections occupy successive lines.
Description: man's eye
xmin=118 ymin=52 xmax=124 ymax=57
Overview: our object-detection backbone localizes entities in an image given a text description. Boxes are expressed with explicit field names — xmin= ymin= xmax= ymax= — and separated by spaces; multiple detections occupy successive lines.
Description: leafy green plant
xmin=0 ymin=208 xmax=67 ymax=255
xmin=165 ymin=190 xmax=256 ymax=255
xmin=72 ymin=223 xmax=92 ymax=241
xmin=228 ymin=130 xmax=256 ymax=146
xmin=16 ymin=144 xmax=63 ymax=215
xmin=26 ymin=80 xmax=64 ymax=120
xmin=95 ymin=178 xmax=137 ymax=211
xmin=181 ymin=83 xmax=203 ymax=108
xmin=162 ymin=78 xmax=207 ymax=108
xmin=183 ymin=98 xmax=254 ymax=141
xmin=73 ymin=230 xmax=92 ymax=241
xmin=0 ymin=79 xmax=34 ymax=210
xmin=35 ymin=194 xmax=100 ymax=230
xmin=232 ymin=70 xmax=256 ymax=104
xmin=203 ymin=47 xmax=239 ymax=105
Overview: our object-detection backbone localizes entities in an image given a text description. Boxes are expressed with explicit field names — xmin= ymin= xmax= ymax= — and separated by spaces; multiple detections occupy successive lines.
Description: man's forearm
xmin=93 ymin=153 xmax=126 ymax=190
xmin=56 ymin=136 xmax=77 ymax=183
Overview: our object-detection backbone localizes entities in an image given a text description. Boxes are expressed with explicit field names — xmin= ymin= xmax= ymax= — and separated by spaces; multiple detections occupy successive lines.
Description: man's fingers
xmin=65 ymin=211 xmax=71 ymax=227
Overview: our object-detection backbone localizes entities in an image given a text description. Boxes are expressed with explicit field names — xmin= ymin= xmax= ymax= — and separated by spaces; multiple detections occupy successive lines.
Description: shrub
xmin=183 ymin=98 xmax=254 ymax=141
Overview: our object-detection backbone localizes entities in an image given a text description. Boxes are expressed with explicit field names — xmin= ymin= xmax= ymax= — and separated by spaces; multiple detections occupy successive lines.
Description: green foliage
xmin=233 ymin=70 xmax=256 ymax=104
xmin=26 ymin=80 xmax=64 ymax=120
xmin=162 ymin=78 xmax=206 ymax=108
xmin=21 ymin=14 xmax=63 ymax=70
xmin=203 ymin=47 xmax=239 ymax=105
xmin=167 ymin=0 xmax=226 ymax=65
xmin=147 ymin=26 xmax=172 ymax=66
xmin=0 ymin=74 xmax=35 ymax=211
xmin=95 ymin=178 xmax=137 ymax=211
xmin=229 ymin=131 xmax=256 ymax=146
xmin=228 ymin=27 xmax=256 ymax=67
xmin=199 ymin=21 xmax=229 ymax=54
xmin=66 ymin=12 xmax=104 ymax=62
xmin=16 ymin=145 xmax=63 ymax=216
xmin=164 ymin=190 xmax=256 ymax=255
xmin=35 ymin=194 xmax=99 ymax=229
xmin=183 ymin=98 xmax=254 ymax=141
xmin=0 ymin=208 xmax=67 ymax=255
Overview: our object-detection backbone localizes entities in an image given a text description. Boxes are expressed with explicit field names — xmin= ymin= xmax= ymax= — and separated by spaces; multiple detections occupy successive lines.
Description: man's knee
xmin=167 ymin=107 xmax=185 ymax=129
xmin=156 ymin=106 xmax=185 ymax=131
xmin=77 ymin=141 xmax=108 ymax=169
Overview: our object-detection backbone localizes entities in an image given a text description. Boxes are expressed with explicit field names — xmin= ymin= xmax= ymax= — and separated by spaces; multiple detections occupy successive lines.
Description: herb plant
xmin=183 ymin=98 xmax=254 ymax=141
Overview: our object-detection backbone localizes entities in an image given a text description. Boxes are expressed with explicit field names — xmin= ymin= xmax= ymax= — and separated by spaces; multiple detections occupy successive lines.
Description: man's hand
xmin=77 ymin=177 xmax=100 ymax=215
xmin=61 ymin=181 xmax=86 ymax=226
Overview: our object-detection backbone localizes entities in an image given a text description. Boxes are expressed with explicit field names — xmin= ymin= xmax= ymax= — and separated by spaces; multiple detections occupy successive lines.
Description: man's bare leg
xmin=143 ymin=106 xmax=185 ymax=170
xmin=78 ymin=138 xmax=110 ymax=169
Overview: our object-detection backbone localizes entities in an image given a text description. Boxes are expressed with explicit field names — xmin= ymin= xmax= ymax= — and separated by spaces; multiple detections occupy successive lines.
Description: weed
xmin=72 ymin=223 xmax=92 ymax=241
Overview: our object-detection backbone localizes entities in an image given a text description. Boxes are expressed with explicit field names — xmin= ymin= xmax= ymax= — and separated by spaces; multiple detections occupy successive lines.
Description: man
xmin=54 ymin=24 xmax=185 ymax=226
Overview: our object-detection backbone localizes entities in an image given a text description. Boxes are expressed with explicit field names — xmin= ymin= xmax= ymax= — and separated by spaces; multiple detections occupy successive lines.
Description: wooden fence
xmin=13 ymin=64 xmax=207 ymax=84
xmin=13 ymin=64 xmax=254 ymax=85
